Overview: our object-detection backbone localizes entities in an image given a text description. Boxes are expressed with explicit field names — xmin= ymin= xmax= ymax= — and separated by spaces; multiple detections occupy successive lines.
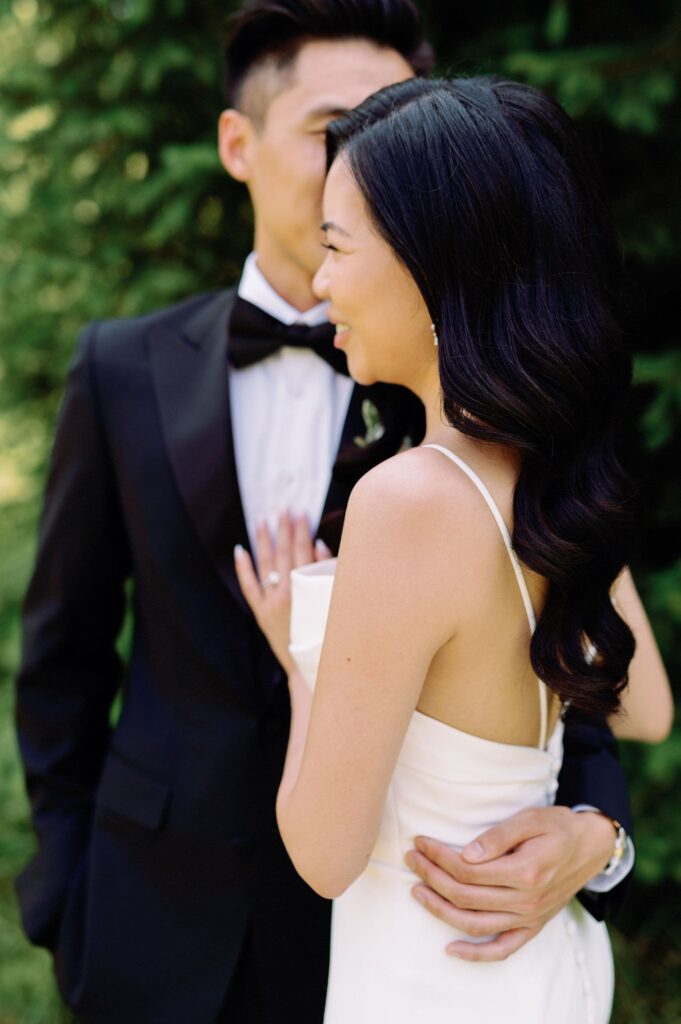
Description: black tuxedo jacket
xmin=15 ymin=289 xmax=631 ymax=1024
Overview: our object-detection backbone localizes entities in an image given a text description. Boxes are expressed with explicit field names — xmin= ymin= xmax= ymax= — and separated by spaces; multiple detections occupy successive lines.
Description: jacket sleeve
xmin=555 ymin=708 xmax=633 ymax=921
xmin=15 ymin=323 xmax=131 ymax=949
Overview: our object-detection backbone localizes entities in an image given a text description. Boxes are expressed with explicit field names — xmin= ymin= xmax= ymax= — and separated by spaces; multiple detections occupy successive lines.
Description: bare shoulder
xmin=337 ymin=447 xmax=500 ymax=641
xmin=340 ymin=447 xmax=500 ymax=585
xmin=347 ymin=445 xmax=492 ymax=536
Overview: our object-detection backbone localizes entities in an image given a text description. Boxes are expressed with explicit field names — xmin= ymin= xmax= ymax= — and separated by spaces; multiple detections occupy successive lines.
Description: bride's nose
xmin=312 ymin=260 xmax=330 ymax=301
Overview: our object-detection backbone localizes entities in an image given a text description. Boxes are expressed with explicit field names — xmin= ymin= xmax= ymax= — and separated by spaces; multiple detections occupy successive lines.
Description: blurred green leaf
xmin=545 ymin=0 xmax=570 ymax=47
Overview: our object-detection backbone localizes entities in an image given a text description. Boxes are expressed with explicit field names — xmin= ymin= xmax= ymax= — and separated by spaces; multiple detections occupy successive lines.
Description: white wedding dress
xmin=289 ymin=444 xmax=614 ymax=1023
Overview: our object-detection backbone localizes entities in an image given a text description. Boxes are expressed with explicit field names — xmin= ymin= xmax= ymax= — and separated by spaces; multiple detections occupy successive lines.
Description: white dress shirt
xmin=230 ymin=252 xmax=354 ymax=554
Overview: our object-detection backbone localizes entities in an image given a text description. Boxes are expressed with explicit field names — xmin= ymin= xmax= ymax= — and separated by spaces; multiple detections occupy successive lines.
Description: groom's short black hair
xmin=223 ymin=0 xmax=433 ymax=122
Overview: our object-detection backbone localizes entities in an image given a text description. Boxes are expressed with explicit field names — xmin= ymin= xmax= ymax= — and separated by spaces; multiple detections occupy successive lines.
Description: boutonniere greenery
xmin=353 ymin=399 xmax=414 ymax=452
xmin=354 ymin=399 xmax=385 ymax=448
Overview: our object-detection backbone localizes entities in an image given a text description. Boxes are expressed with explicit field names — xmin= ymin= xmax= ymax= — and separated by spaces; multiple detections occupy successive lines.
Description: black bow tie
xmin=227 ymin=296 xmax=350 ymax=376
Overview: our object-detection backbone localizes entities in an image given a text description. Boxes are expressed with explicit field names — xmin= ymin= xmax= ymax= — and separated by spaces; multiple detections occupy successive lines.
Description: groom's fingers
xmin=459 ymin=807 xmax=550 ymax=864
xmin=410 ymin=837 xmax=519 ymax=888
xmin=410 ymin=885 xmax=522 ymax=937
xmin=405 ymin=850 xmax=526 ymax=912
xmin=446 ymin=925 xmax=542 ymax=962
xmin=412 ymin=830 xmax=569 ymax=894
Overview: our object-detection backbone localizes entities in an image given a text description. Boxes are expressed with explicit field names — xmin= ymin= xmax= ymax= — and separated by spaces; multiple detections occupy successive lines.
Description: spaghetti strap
xmin=423 ymin=443 xmax=549 ymax=750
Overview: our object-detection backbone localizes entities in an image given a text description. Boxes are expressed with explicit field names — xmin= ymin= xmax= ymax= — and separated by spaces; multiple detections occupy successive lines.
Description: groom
xmin=15 ymin=1 xmax=633 ymax=1022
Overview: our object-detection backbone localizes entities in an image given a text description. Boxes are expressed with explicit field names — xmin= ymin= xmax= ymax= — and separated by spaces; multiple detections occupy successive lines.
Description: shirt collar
xmin=237 ymin=252 xmax=330 ymax=327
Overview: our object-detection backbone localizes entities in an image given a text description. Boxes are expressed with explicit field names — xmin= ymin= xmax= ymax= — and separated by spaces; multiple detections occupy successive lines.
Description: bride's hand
xmin=234 ymin=512 xmax=332 ymax=674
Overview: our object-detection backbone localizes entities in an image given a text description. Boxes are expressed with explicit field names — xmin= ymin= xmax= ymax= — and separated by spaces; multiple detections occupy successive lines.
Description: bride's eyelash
xmin=321 ymin=242 xmax=339 ymax=252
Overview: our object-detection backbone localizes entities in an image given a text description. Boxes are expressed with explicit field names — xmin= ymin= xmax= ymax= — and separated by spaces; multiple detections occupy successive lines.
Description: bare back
xmin=413 ymin=442 xmax=559 ymax=749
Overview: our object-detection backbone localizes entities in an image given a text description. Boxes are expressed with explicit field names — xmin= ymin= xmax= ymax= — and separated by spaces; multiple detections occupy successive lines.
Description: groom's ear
xmin=218 ymin=109 xmax=257 ymax=183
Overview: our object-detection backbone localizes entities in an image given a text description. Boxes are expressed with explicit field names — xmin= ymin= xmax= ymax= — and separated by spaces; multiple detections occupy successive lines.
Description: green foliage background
xmin=0 ymin=0 xmax=678 ymax=1020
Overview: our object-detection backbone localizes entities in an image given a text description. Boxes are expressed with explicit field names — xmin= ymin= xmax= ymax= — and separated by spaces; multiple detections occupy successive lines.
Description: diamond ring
xmin=263 ymin=570 xmax=281 ymax=589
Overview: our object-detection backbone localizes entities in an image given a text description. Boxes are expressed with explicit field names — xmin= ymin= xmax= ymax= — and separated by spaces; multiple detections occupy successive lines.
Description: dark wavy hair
xmin=223 ymin=0 xmax=433 ymax=109
xmin=327 ymin=77 xmax=636 ymax=717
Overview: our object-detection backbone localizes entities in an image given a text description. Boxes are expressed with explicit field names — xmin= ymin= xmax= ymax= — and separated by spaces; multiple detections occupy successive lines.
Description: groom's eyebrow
xmin=321 ymin=221 xmax=351 ymax=238
xmin=306 ymin=103 xmax=350 ymax=121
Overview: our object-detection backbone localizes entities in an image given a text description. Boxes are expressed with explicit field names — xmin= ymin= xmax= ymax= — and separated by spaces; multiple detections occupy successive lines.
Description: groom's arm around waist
xmin=556 ymin=708 xmax=633 ymax=921
xmin=15 ymin=322 xmax=131 ymax=949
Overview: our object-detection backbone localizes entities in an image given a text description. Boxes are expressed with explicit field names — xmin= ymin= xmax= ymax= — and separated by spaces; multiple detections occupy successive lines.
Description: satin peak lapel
xmin=148 ymin=289 xmax=250 ymax=610
xmin=319 ymin=384 xmax=368 ymax=525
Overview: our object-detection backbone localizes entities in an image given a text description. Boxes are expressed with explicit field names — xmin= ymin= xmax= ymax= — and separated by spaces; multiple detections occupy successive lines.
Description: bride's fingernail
xmin=462 ymin=841 xmax=484 ymax=861
xmin=234 ymin=544 xmax=245 ymax=559
xmin=411 ymin=887 xmax=426 ymax=905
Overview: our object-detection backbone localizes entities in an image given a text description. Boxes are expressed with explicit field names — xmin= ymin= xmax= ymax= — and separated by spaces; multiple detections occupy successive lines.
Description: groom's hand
xmin=404 ymin=806 xmax=614 ymax=962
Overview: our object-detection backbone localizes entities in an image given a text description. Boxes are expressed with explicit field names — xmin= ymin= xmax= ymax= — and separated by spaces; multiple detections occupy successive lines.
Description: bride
xmin=234 ymin=77 xmax=672 ymax=1022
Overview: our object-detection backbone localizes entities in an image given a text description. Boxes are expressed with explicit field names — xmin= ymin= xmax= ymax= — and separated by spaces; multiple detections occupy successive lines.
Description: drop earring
xmin=430 ymin=322 xmax=439 ymax=347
